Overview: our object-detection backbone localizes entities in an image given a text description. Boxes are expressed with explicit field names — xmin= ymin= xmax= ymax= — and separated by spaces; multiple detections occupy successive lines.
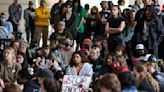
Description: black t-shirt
xmin=28 ymin=8 xmax=35 ymax=26
xmin=107 ymin=16 xmax=125 ymax=37
xmin=99 ymin=11 xmax=111 ymax=19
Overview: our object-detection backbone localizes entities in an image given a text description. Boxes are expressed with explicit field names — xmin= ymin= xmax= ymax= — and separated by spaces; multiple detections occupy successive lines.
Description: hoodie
xmin=23 ymin=80 xmax=40 ymax=92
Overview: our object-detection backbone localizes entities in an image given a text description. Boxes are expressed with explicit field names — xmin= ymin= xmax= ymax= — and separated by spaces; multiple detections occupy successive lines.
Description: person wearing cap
xmin=131 ymin=44 xmax=148 ymax=65
xmin=17 ymin=67 xmax=40 ymax=92
xmin=131 ymin=5 xmax=140 ymax=14
xmin=80 ymin=38 xmax=92 ymax=53
xmin=24 ymin=1 xmax=35 ymax=44
xmin=34 ymin=69 xmax=54 ymax=92
xmin=134 ymin=5 xmax=164 ymax=58
xmin=35 ymin=0 xmax=50 ymax=47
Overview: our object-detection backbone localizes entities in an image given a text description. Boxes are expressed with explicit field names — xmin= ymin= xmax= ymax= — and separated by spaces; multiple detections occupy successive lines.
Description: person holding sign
xmin=66 ymin=51 xmax=93 ymax=77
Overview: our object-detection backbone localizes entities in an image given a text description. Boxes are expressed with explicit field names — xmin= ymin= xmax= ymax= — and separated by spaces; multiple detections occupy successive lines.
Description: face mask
xmin=65 ymin=43 xmax=70 ymax=47
xmin=91 ymin=12 xmax=96 ymax=15
xmin=137 ymin=50 xmax=145 ymax=56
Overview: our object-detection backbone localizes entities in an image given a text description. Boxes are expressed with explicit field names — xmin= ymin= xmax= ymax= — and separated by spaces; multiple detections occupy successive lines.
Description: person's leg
xmin=12 ymin=22 xmax=18 ymax=38
xmin=42 ymin=26 xmax=49 ymax=47
xmin=35 ymin=26 xmax=42 ymax=47
xmin=31 ymin=26 xmax=35 ymax=41
xmin=26 ymin=27 xmax=30 ymax=43
xmin=76 ymin=32 xmax=84 ymax=51
xmin=152 ymin=46 xmax=159 ymax=59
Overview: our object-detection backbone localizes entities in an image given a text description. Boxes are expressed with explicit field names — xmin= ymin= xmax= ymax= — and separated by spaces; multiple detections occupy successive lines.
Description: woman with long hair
xmin=72 ymin=0 xmax=86 ymax=49
xmin=66 ymin=51 xmax=93 ymax=77
xmin=122 ymin=8 xmax=137 ymax=57
xmin=97 ymin=54 xmax=113 ymax=77
xmin=133 ymin=64 xmax=159 ymax=92
xmin=85 ymin=6 xmax=101 ymax=39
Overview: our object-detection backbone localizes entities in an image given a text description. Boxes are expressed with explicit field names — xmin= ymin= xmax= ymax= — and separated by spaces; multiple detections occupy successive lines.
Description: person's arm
xmin=77 ymin=8 xmax=86 ymax=29
xmin=0 ymin=79 xmax=4 ymax=89
xmin=6 ymin=22 xmax=13 ymax=33
xmin=15 ymin=63 xmax=22 ymax=78
xmin=18 ymin=5 xmax=22 ymax=22
xmin=105 ymin=21 xmax=125 ymax=34
xmin=156 ymin=18 xmax=164 ymax=44
xmin=8 ymin=5 xmax=16 ymax=23
xmin=124 ymin=27 xmax=135 ymax=42
xmin=23 ymin=9 xmax=28 ymax=20
xmin=35 ymin=8 xmax=50 ymax=19
xmin=69 ymin=13 xmax=78 ymax=31
xmin=87 ymin=65 xmax=93 ymax=77
xmin=50 ymin=4 xmax=56 ymax=25
xmin=65 ymin=66 xmax=71 ymax=75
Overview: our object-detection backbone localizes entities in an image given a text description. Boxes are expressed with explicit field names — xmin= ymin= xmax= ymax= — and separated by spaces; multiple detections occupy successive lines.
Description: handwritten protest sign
xmin=61 ymin=75 xmax=92 ymax=92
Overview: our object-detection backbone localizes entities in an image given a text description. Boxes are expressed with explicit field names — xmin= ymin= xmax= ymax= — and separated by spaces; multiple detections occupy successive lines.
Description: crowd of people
xmin=0 ymin=0 xmax=164 ymax=92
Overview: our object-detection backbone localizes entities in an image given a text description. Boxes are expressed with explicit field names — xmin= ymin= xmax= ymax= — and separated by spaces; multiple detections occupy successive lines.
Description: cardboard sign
xmin=61 ymin=75 xmax=92 ymax=92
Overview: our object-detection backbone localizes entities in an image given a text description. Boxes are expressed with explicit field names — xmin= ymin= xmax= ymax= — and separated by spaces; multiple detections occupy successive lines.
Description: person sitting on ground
xmin=89 ymin=47 xmax=104 ymax=76
xmin=0 ymin=12 xmax=13 ymax=33
xmin=133 ymin=64 xmax=159 ymax=92
xmin=144 ymin=62 xmax=164 ymax=92
xmin=3 ymin=83 xmax=22 ymax=92
xmin=0 ymin=47 xmax=22 ymax=83
xmin=34 ymin=68 xmax=54 ymax=92
xmin=17 ymin=67 xmax=40 ymax=92
xmin=66 ymin=51 xmax=93 ymax=77
xmin=0 ymin=18 xmax=14 ymax=39
xmin=96 ymin=73 xmax=121 ymax=92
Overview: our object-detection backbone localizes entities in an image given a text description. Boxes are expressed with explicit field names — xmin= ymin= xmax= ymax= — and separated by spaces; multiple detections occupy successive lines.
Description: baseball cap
xmin=136 ymin=44 xmax=144 ymax=50
xmin=29 ymin=1 xmax=33 ymax=5
xmin=34 ymin=69 xmax=54 ymax=78
xmin=131 ymin=5 xmax=140 ymax=12
xmin=83 ymin=38 xmax=92 ymax=46
xmin=40 ymin=0 xmax=46 ymax=2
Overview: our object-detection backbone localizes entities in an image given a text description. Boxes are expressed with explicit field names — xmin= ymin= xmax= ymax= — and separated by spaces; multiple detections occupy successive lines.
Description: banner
xmin=61 ymin=75 xmax=92 ymax=92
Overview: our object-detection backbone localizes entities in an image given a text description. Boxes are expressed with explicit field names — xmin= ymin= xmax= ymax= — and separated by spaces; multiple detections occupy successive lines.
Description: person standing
xmin=8 ymin=0 xmax=22 ymax=39
xmin=61 ymin=1 xmax=78 ymax=40
xmin=50 ymin=0 xmax=64 ymax=31
xmin=73 ymin=0 xmax=86 ymax=49
xmin=24 ymin=1 xmax=35 ymax=44
xmin=99 ymin=1 xmax=111 ymax=37
xmin=35 ymin=0 xmax=50 ymax=47
xmin=105 ymin=5 xmax=125 ymax=52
